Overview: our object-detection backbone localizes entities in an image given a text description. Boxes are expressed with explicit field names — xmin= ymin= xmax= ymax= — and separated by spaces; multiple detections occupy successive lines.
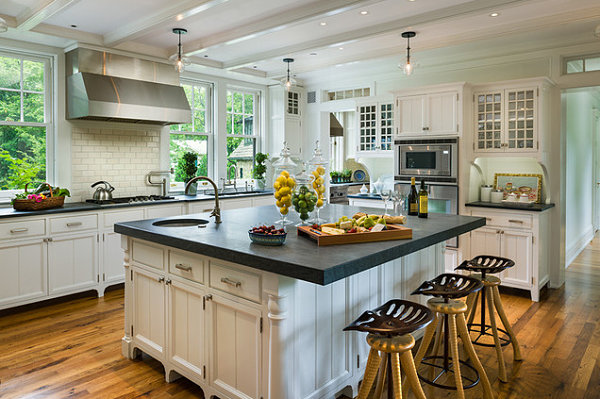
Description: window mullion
xmin=20 ymin=58 xmax=24 ymax=122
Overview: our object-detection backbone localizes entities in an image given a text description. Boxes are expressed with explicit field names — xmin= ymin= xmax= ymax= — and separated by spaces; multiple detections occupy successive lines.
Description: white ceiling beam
xmin=0 ymin=14 xmax=17 ymax=29
xmin=183 ymin=0 xmax=385 ymax=57
xmin=32 ymin=23 xmax=104 ymax=46
xmin=103 ymin=0 xmax=229 ymax=47
xmin=16 ymin=0 xmax=81 ymax=31
xmin=223 ymin=0 xmax=531 ymax=69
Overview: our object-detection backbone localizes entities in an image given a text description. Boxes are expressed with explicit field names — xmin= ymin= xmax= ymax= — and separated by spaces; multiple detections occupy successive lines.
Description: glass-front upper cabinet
xmin=474 ymin=87 xmax=537 ymax=153
xmin=356 ymin=102 xmax=394 ymax=156
xmin=286 ymin=91 xmax=300 ymax=117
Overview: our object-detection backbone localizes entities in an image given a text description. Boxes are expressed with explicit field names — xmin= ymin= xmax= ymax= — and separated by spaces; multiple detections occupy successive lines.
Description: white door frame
xmin=593 ymin=108 xmax=600 ymax=232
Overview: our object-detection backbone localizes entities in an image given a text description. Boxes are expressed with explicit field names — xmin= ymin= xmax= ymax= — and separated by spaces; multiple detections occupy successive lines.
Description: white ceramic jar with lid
xmin=480 ymin=185 xmax=493 ymax=202
xmin=490 ymin=189 xmax=504 ymax=203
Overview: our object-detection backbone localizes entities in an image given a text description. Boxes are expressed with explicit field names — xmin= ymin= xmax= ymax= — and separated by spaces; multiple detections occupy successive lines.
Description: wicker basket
xmin=12 ymin=183 xmax=65 ymax=211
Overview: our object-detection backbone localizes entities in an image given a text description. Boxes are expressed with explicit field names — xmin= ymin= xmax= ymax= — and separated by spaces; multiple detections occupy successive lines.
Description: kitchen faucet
xmin=185 ymin=176 xmax=221 ymax=224
xmin=146 ymin=170 xmax=171 ymax=196
xmin=220 ymin=164 xmax=238 ymax=192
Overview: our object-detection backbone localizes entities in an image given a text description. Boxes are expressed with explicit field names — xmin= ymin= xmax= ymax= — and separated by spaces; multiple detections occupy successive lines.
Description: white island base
xmin=120 ymin=237 xmax=444 ymax=399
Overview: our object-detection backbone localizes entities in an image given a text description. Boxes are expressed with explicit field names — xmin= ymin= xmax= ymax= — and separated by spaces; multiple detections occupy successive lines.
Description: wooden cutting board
xmin=297 ymin=224 xmax=412 ymax=246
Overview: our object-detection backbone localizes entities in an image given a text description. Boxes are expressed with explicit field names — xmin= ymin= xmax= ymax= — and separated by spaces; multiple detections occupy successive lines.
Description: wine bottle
xmin=408 ymin=177 xmax=418 ymax=216
xmin=418 ymin=180 xmax=428 ymax=218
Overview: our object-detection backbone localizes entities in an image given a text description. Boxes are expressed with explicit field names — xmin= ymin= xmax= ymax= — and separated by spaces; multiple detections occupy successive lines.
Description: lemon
xmin=274 ymin=191 xmax=282 ymax=200
xmin=316 ymin=177 xmax=324 ymax=185
xmin=286 ymin=177 xmax=296 ymax=188
xmin=276 ymin=176 xmax=286 ymax=184
xmin=281 ymin=195 xmax=291 ymax=204
xmin=276 ymin=200 xmax=283 ymax=207
xmin=312 ymin=170 xmax=320 ymax=178
xmin=318 ymin=185 xmax=325 ymax=194
xmin=317 ymin=199 xmax=324 ymax=207
xmin=280 ymin=186 xmax=291 ymax=196
xmin=281 ymin=170 xmax=290 ymax=178
xmin=273 ymin=181 xmax=281 ymax=190
xmin=317 ymin=166 xmax=325 ymax=175
xmin=280 ymin=206 xmax=289 ymax=215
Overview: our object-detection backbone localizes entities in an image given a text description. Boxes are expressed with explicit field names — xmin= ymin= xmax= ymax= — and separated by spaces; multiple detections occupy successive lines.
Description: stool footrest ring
xmin=417 ymin=355 xmax=480 ymax=390
xmin=467 ymin=323 xmax=512 ymax=347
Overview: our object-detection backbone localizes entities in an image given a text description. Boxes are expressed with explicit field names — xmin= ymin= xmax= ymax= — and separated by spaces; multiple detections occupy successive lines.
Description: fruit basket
xmin=248 ymin=225 xmax=287 ymax=246
xmin=12 ymin=183 xmax=66 ymax=211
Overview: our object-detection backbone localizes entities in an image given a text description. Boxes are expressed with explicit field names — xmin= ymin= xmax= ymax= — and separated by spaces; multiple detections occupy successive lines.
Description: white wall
xmin=564 ymin=90 xmax=599 ymax=266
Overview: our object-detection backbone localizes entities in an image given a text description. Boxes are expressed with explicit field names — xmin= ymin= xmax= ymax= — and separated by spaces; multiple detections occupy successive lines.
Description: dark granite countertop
xmin=115 ymin=204 xmax=485 ymax=285
xmin=465 ymin=201 xmax=555 ymax=212
xmin=330 ymin=182 xmax=367 ymax=187
xmin=348 ymin=193 xmax=381 ymax=199
xmin=0 ymin=191 xmax=273 ymax=219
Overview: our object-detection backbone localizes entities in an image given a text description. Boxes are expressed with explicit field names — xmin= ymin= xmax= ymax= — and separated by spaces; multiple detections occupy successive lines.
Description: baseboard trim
xmin=566 ymin=226 xmax=594 ymax=267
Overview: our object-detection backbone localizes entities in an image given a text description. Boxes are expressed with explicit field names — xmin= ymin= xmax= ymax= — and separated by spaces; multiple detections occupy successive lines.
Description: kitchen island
xmin=115 ymin=205 xmax=484 ymax=399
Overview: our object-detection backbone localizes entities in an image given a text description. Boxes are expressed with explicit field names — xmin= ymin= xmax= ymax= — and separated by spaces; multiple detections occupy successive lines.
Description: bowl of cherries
xmin=248 ymin=225 xmax=287 ymax=246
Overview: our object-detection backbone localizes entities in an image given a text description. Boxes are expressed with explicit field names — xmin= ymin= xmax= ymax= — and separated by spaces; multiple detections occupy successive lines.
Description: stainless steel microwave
xmin=394 ymin=138 xmax=458 ymax=183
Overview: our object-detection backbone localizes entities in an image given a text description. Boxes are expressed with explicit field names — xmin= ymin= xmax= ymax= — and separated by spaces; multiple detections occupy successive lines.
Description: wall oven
xmin=395 ymin=138 xmax=458 ymax=183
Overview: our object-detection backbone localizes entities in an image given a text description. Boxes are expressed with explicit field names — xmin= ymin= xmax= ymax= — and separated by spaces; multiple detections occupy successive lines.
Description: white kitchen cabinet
xmin=0 ymin=239 xmax=46 ymax=307
xmin=356 ymin=101 xmax=394 ymax=156
xmin=208 ymin=293 xmax=262 ymax=399
xmin=102 ymin=232 xmax=125 ymax=284
xmin=269 ymin=86 xmax=305 ymax=156
xmin=145 ymin=204 xmax=184 ymax=219
xmin=444 ymin=247 xmax=459 ymax=273
xmin=468 ymin=207 xmax=548 ymax=301
xmin=132 ymin=265 xmax=167 ymax=360
xmin=169 ymin=279 xmax=207 ymax=380
xmin=396 ymin=91 xmax=460 ymax=137
xmin=220 ymin=198 xmax=253 ymax=210
xmin=252 ymin=196 xmax=273 ymax=207
xmin=47 ymin=232 xmax=97 ymax=296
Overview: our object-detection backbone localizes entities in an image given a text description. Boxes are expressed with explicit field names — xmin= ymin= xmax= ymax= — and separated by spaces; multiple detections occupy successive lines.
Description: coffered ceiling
xmin=0 ymin=0 xmax=599 ymax=80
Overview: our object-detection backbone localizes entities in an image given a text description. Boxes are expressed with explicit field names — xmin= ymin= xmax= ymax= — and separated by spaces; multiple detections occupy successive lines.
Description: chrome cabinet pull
xmin=158 ymin=276 xmax=165 ymax=283
xmin=204 ymin=294 xmax=213 ymax=301
xmin=10 ymin=228 xmax=28 ymax=233
xmin=175 ymin=263 xmax=192 ymax=272
xmin=508 ymin=219 xmax=523 ymax=224
xmin=66 ymin=222 xmax=83 ymax=227
xmin=221 ymin=277 xmax=242 ymax=288
xmin=165 ymin=279 xmax=172 ymax=285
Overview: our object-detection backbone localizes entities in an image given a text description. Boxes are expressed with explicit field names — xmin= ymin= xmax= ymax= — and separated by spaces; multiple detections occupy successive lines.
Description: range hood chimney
xmin=66 ymin=48 xmax=191 ymax=125
xmin=330 ymin=113 xmax=344 ymax=137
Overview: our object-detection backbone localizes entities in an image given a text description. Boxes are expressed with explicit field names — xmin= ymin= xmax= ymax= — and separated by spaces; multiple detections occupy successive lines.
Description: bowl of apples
xmin=249 ymin=225 xmax=287 ymax=246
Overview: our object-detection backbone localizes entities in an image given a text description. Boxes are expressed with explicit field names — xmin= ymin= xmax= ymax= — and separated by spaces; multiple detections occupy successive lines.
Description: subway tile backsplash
xmin=71 ymin=126 xmax=161 ymax=201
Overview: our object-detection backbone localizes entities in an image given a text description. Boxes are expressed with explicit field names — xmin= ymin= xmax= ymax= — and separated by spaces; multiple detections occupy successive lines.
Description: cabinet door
xmin=500 ymin=229 xmax=532 ymax=288
xmin=145 ymin=204 xmax=183 ymax=219
xmin=0 ymin=240 xmax=46 ymax=307
xmin=132 ymin=266 xmax=166 ymax=360
xmin=505 ymin=88 xmax=537 ymax=151
xmin=427 ymin=92 xmax=458 ymax=135
xmin=209 ymin=294 xmax=262 ymax=399
xmin=379 ymin=103 xmax=394 ymax=151
xmin=474 ymin=91 xmax=503 ymax=152
xmin=470 ymin=227 xmax=501 ymax=258
xmin=103 ymin=232 xmax=125 ymax=284
xmin=47 ymin=233 xmax=97 ymax=296
xmin=284 ymin=117 xmax=302 ymax=155
xmin=251 ymin=196 xmax=273 ymax=208
xmin=220 ymin=198 xmax=252 ymax=210
xmin=357 ymin=104 xmax=378 ymax=152
xmin=396 ymin=95 xmax=424 ymax=136
xmin=286 ymin=90 xmax=301 ymax=117
xmin=352 ymin=268 xmax=381 ymax=371
xmin=444 ymin=247 xmax=458 ymax=273
xmin=169 ymin=279 xmax=206 ymax=379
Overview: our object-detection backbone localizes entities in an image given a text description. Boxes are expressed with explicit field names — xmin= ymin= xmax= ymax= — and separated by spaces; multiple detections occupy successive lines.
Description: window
xmin=170 ymin=81 xmax=212 ymax=191
xmin=565 ymin=54 xmax=600 ymax=74
xmin=226 ymin=89 xmax=259 ymax=181
xmin=0 ymin=52 xmax=51 ymax=193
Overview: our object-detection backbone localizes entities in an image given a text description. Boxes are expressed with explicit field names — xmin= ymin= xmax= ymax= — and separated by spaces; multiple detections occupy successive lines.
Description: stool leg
xmin=448 ymin=315 xmax=465 ymax=399
xmin=373 ymin=350 xmax=387 ymax=398
xmin=456 ymin=312 xmax=494 ymax=399
xmin=492 ymin=285 xmax=523 ymax=362
xmin=390 ymin=352 xmax=403 ymax=399
xmin=357 ymin=347 xmax=380 ymax=399
xmin=400 ymin=350 xmax=427 ymax=399
xmin=431 ymin=313 xmax=444 ymax=358
xmin=467 ymin=290 xmax=480 ymax=328
xmin=413 ymin=312 xmax=439 ymax=366
xmin=487 ymin=287 xmax=507 ymax=382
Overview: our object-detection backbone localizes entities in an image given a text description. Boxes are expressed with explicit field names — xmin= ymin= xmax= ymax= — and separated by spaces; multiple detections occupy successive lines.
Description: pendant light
xmin=0 ymin=17 xmax=8 ymax=33
xmin=169 ymin=28 xmax=190 ymax=73
xmin=400 ymin=31 xmax=416 ymax=76
xmin=280 ymin=58 xmax=296 ymax=91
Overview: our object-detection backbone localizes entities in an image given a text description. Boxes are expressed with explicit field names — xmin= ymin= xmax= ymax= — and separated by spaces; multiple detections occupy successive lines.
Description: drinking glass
xmin=392 ymin=191 xmax=405 ymax=216
xmin=380 ymin=189 xmax=392 ymax=216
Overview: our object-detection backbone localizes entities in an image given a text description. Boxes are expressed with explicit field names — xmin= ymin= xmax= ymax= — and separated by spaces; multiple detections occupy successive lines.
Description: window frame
xmin=0 ymin=49 xmax=53 ymax=200
xmin=225 ymin=86 xmax=261 ymax=182
xmin=168 ymin=79 xmax=214 ymax=193
xmin=564 ymin=53 xmax=600 ymax=74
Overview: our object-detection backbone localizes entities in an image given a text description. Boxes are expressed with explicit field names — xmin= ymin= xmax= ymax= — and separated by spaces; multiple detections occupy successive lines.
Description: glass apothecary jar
xmin=307 ymin=141 xmax=328 ymax=224
xmin=291 ymin=165 xmax=317 ymax=226
xmin=272 ymin=143 xmax=297 ymax=226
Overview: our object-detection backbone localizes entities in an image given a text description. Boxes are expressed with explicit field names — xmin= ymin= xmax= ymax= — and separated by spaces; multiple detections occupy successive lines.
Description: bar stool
xmin=411 ymin=273 xmax=494 ymax=399
xmin=344 ymin=299 xmax=433 ymax=399
xmin=456 ymin=255 xmax=523 ymax=382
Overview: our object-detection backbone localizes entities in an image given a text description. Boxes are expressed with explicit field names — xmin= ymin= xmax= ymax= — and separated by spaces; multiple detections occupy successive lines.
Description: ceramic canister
xmin=490 ymin=190 xmax=504 ymax=203
xmin=480 ymin=185 xmax=493 ymax=202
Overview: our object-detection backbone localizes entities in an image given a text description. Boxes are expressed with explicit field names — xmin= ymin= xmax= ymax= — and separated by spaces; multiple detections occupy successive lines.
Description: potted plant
xmin=176 ymin=152 xmax=198 ymax=194
xmin=342 ymin=168 xmax=353 ymax=183
xmin=330 ymin=171 xmax=340 ymax=184
xmin=252 ymin=152 xmax=269 ymax=190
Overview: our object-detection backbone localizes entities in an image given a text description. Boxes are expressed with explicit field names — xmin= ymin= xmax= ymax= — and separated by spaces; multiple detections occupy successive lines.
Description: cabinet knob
xmin=165 ymin=279 xmax=172 ymax=285
xmin=204 ymin=294 xmax=213 ymax=301
xmin=158 ymin=276 xmax=165 ymax=283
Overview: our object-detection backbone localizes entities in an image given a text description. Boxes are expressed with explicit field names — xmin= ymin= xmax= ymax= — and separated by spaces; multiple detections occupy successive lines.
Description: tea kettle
xmin=91 ymin=181 xmax=114 ymax=201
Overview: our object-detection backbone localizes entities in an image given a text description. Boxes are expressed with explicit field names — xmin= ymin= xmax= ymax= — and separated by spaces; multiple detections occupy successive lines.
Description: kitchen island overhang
xmin=114 ymin=205 xmax=485 ymax=285
xmin=115 ymin=205 xmax=485 ymax=399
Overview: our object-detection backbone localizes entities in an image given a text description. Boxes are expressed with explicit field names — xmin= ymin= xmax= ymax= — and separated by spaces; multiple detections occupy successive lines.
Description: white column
xmin=267 ymin=290 xmax=290 ymax=399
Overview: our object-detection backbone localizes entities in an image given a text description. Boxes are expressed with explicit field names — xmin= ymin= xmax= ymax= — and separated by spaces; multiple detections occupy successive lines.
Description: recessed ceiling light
xmin=489 ymin=12 xmax=500 ymax=17
xmin=70 ymin=24 xmax=77 ymax=28
xmin=320 ymin=22 xmax=327 ymax=26
xmin=253 ymin=65 xmax=257 ymax=69
xmin=339 ymin=47 xmax=344 ymax=50
xmin=360 ymin=11 xmax=368 ymax=15
xmin=309 ymin=52 xmax=317 ymax=56
xmin=203 ymin=54 xmax=208 ymax=58
xmin=408 ymin=0 xmax=416 ymax=2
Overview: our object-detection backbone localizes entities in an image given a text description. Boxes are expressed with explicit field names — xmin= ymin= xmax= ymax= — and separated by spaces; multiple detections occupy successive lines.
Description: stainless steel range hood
xmin=330 ymin=113 xmax=344 ymax=137
xmin=66 ymin=48 xmax=191 ymax=125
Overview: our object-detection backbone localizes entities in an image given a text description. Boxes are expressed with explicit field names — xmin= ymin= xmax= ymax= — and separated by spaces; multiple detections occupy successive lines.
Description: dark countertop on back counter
xmin=0 ymin=191 xmax=273 ymax=219
xmin=348 ymin=193 xmax=381 ymax=199
xmin=115 ymin=204 xmax=485 ymax=286
xmin=465 ymin=201 xmax=555 ymax=212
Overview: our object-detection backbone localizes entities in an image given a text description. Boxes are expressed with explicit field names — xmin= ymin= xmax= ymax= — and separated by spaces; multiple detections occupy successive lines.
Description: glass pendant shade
xmin=281 ymin=58 xmax=296 ymax=90
xmin=400 ymin=31 xmax=416 ymax=76
xmin=170 ymin=28 xmax=190 ymax=73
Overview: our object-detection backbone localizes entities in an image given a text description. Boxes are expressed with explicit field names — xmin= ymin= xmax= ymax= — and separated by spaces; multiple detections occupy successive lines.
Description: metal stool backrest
xmin=344 ymin=299 xmax=433 ymax=336
xmin=411 ymin=273 xmax=483 ymax=299
xmin=455 ymin=255 xmax=515 ymax=277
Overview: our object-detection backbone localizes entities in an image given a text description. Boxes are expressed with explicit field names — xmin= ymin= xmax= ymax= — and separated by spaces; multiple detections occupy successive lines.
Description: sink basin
xmin=152 ymin=218 xmax=209 ymax=227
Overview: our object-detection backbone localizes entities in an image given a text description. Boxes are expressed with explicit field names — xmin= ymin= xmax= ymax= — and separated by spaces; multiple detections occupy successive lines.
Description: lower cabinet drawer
xmin=104 ymin=209 xmax=145 ymax=229
xmin=209 ymin=262 xmax=261 ymax=303
xmin=471 ymin=211 xmax=532 ymax=229
xmin=169 ymin=250 xmax=205 ymax=284
xmin=131 ymin=240 xmax=165 ymax=270
xmin=0 ymin=219 xmax=46 ymax=241
xmin=50 ymin=214 xmax=98 ymax=234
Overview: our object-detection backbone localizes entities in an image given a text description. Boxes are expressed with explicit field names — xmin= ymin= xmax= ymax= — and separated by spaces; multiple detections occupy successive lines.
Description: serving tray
xmin=297 ymin=224 xmax=412 ymax=246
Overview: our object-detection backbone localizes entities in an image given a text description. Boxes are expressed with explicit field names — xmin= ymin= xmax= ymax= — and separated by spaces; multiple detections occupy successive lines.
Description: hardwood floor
xmin=1 ymin=237 xmax=600 ymax=399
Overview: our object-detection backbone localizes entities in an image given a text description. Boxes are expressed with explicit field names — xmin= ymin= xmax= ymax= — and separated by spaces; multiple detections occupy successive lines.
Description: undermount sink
xmin=152 ymin=218 xmax=209 ymax=227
